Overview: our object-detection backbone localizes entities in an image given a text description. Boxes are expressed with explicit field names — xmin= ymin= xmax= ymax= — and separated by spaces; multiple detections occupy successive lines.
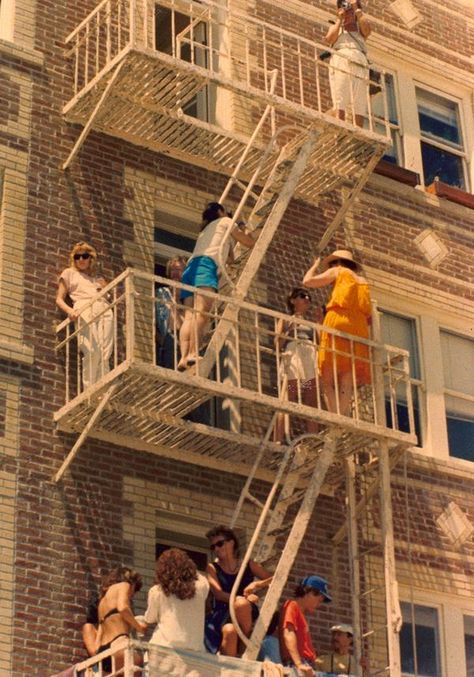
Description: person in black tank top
xmin=205 ymin=525 xmax=273 ymax=656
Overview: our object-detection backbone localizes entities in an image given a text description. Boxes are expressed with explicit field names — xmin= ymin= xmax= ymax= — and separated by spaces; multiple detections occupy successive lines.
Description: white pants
xmin=329 ymin=47 xmax=369 ymax=117
xmin=76 ymin=300 xmax=114 ymax=390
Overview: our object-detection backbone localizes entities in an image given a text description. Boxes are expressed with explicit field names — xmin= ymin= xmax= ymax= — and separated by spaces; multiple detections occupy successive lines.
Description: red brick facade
xmin=0 ymin=0 xmax=473 ymax=675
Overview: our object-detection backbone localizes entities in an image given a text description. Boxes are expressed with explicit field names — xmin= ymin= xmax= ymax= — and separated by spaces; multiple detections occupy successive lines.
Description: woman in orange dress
xmin=303 ymin=249 xmax=371 ymax=416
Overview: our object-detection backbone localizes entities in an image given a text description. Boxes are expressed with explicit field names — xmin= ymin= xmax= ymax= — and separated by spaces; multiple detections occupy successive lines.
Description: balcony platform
xmin=63 ymin=0 xmax=390 ymax=199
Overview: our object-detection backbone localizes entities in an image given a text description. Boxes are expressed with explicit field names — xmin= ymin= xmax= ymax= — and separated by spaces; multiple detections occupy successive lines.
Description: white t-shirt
xmin=190 ymin=216 xmax=232 ymax=266
xmin=59 ymin=267 xmax=104 ymax=306
xmin=144 ymin=574 xmax=209 ymax=652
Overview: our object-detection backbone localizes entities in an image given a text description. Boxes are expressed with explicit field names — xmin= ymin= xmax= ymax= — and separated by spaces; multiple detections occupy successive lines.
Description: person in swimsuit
xmin=205 ymin=525 xmax=273 ymax=657
xmin=274 ymin=287 xmax=319 ymax=443
xmin=303 ymin=249 xmax=372 ymax=416
xmin=177 ymin=202 xmax=255 ymax=371
xmin=95 ymin=567 xmax=147 ymax=674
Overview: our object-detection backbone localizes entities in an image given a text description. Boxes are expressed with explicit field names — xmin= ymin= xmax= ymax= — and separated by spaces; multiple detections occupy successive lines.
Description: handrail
xmin=65 ymin=0 xmax=116 ymax=43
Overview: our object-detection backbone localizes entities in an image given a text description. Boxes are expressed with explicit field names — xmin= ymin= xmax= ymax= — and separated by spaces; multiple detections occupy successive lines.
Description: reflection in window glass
xmin=421 ymin=142 xmax=465 ymax=189
xmin=465 ymin=615 xmax=474 ymax=677
xmin=417 ymin=88 xmax=461 ymax=147
xmin=400 ymin=602 xmax=441 ymax=677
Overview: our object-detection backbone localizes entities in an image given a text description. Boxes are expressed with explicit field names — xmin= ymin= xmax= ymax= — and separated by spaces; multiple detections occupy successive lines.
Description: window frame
xmin=415 ymin=84 xmax=469 ymax=191
xmin=379 ymin=308 xmax=426 ymax=447
xmin=399 ymin=589 xmax=474 ymax=677
xmin=438 ymin=327 xmax=474 ymax=462
xmin=400 ymin=600 xmax=443 ymax=677
xmin=366 ymin=53 xmax=473 ymax=194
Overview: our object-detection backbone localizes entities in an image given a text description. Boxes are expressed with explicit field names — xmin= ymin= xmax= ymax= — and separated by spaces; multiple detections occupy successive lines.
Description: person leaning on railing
xmin=274 ymin=287 xmax=320 ymax=443
xmin=177 ymin=202 xmax=256 ymax=371
xmin=56 ymin=241 xmax=113 ymax=390
xmin=156 ymin=256 xmax=188 ymax=369
xmin=302 ymin=250 xmax=372 ymax=417
xmin=325 ymin=0 xmax=371 ymax=127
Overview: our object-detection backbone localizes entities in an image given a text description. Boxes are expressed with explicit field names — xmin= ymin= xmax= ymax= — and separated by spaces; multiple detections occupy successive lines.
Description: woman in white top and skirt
xmin=144 ymin=548 xmax=209 ymax=657
xmin=325 ymin=0 xmax=371 ymax=127
xmin=56 ymin=241 xmax=113 ymax=390
xmin=177 ymin=202 xmax=255 ymax=371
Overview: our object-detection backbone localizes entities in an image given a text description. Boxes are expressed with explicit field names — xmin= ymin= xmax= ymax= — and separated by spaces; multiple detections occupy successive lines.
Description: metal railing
xmin=68 ymin=638 xmax=266 ymax=675
xmin=55 ymin=269 xmax=415 ymax=440
xmin=64 ymin=0 xmax=391 ymax=137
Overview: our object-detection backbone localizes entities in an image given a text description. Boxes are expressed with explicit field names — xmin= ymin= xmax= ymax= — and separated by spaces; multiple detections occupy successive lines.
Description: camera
xmin=337 ymin=0 xmax=352 ymax=9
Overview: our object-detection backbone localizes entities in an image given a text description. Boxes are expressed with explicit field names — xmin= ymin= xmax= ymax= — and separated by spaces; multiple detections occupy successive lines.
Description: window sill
xmin=426 ymin=179 xmax=474 ymax=210
xmin=374 ymin=159 xmax=420 ymax=187
xmin=0 ymin=38 xmax=44 ymax=67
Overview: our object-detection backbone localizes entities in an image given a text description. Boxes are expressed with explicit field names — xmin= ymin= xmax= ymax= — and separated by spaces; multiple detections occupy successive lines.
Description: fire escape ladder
xmin=195 ymin=129 xmax=319 ymax=381
xmin=227 ymin=428 xmax=338 ymax=661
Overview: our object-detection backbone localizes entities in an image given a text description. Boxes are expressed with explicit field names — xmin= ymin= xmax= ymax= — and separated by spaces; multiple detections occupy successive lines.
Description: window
xmin=370 ymin=73 xmax=403 ymax=165
xmin=416 ymin=88 xmax=467 ymax=190
xmin=400 ymin=602 xmax=441 ymax=677
xmin=380 ymin=311 xmax=423 ymax=444
xmin=155 ymin=510 xmax=210 ymax=571
xmin=440 ymin=331 xmax=474 ymax=461
xmin=154 ymin=4 xmax=211 ymax=121
xmin=465 ymin=615 xmax=474 ymax=677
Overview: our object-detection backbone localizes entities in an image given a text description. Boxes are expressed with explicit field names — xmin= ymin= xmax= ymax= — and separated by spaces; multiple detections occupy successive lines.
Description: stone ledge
xmin=0 ymin=339 xmax=34 ymax=365
xmin=0 ymin=38 xmax=44 ymax=67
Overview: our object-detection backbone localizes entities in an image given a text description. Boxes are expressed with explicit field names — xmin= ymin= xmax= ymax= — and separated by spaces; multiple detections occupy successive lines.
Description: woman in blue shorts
xmin=177 ymin=202 xmax=255 ymax=370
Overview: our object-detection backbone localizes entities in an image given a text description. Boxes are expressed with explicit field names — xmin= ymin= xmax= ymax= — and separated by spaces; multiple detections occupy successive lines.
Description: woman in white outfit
xmin=274 ymin=287 xmax=319 ymax=443
xmin=325 ymin=0 xmax=372 ymax=127
xmin=56 ymin=241 xmax=113 ymax=390
xmin=144 ymin=548 xmax=209 ymax=653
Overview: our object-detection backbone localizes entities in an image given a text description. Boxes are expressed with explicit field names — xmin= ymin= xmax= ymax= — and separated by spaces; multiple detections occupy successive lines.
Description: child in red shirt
xmin=279 ymin=575 xmax=332 ymax=676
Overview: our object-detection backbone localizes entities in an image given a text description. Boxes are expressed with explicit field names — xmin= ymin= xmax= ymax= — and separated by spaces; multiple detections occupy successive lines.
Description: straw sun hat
xmin=321 ymin=249 xmax=357 ymax=270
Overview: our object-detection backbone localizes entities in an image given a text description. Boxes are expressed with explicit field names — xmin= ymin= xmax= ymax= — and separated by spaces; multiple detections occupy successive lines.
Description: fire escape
xmin=56 ymin=0 xmax=416 ymax=675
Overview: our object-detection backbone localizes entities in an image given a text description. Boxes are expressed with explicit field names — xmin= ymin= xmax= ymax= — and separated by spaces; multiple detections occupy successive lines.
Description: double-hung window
xmin=439 ymin=330 xmax=474 ymax=462
xmin=416 ymin=87 xmax=468 ymax=190
xmin=380 ymin=310 xmax=423 ymax=444
xmin=400 ymin=602 xmax=441 ymax=677
xmin=370 ymin=73 xmax=403 ymax=166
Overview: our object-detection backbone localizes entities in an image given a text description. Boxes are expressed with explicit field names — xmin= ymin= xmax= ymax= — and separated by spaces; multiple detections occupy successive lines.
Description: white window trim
xmin=399 ymin=588 xmax=474 ymax=677
xmin=0 ymin=0 xmax=15 ymax=42
xmin=367 ymin=52 xmax=474 ymax=193
xmin=376 ymin=293 xmax=473 ymax=467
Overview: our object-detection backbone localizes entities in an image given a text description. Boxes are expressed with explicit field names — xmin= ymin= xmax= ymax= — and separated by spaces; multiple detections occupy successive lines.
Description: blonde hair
xmin=166 ymin=256 xmax=187 ymax=278
xmin=69 ymin=241 xmax=98 ymax=271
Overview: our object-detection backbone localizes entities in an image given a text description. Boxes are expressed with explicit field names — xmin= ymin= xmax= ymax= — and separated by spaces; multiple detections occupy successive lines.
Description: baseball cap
xmin=331 ymin=623 xmax=354 ymax=635
xmin=300 ymin=575 xmax=332 ymax=603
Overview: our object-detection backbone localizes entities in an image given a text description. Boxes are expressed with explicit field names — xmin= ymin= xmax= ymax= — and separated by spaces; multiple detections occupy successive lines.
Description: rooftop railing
xmin=55 ymin=269 xmax=415 ymax=442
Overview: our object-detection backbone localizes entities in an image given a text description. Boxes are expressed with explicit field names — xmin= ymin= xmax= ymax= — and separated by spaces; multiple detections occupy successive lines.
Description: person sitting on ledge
xmin=279 ymin=575 xmax=332 ymax=676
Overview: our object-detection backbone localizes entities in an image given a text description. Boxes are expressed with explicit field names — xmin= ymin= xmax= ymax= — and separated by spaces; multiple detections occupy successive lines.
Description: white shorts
xmin=329 ymin=47 xmax=369 ymax=117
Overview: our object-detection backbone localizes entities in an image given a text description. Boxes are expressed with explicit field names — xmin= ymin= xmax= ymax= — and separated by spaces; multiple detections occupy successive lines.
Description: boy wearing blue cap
xmin=279 ymin=575 xmax=332 ymax=676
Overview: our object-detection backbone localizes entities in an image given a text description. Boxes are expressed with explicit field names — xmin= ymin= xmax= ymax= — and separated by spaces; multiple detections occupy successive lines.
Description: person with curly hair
xmin=144 ymin=548 xmax=209 ymax=652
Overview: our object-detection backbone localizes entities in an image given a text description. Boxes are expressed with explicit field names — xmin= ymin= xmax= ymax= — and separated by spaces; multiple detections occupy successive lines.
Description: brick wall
xmin=0 ymin=0 xmax=473 ymax=674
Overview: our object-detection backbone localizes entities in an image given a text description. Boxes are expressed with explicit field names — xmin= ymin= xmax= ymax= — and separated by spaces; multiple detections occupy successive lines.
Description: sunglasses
xmin=210 ymin=538 xmax=229 ymax=551
xmin=74 ymin=252 xmax=92 ymax=260
xmin=293 ymin=292 xmax=311 ymax=301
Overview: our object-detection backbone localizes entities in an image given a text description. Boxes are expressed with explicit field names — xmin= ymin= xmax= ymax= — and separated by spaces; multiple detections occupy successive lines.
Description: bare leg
xmin=186 ymin=289 xmax=214 ymax=361
xmin=274 ymin=380 xmax=298 ymax=443
xmin=234 ymin=596 xmax=254 ymax=637
xmin=177 ymin=298 xmax=194 ymax=370
xmin=302 ymin=381 xmax=319 ymax=434
xmin=220 ymin=623 xmax=238 ymax=656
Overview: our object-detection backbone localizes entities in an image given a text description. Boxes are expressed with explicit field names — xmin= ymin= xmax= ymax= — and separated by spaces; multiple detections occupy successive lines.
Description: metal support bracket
xmin=54 ymin=383 xmax=118 ymax=482
xmin=62 ymin=61 xmax=125 ymax=170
